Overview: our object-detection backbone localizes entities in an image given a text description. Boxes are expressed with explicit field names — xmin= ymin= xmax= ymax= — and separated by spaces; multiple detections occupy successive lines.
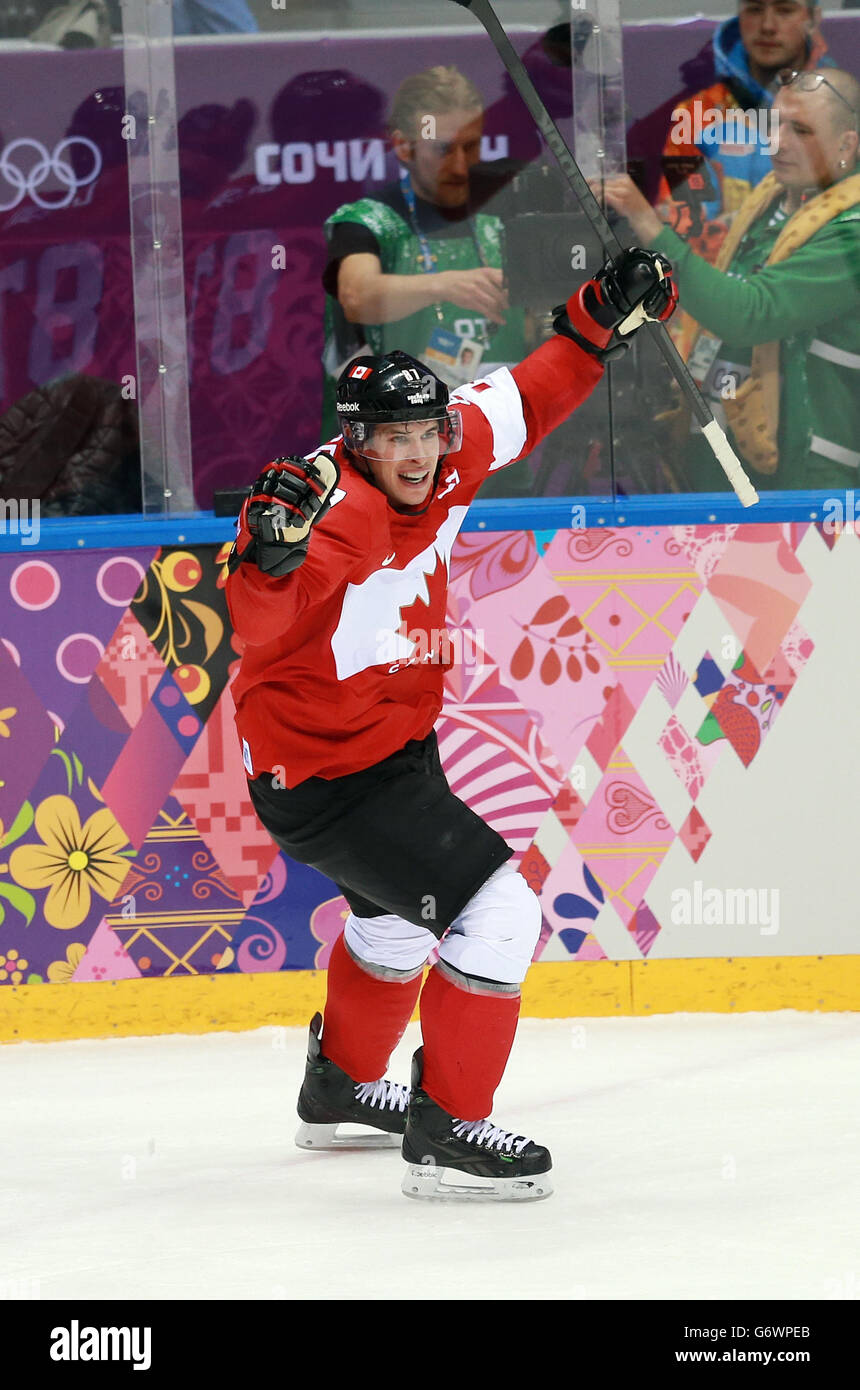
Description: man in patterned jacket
xmin=635 ymin=1 xmax=831 ymax=261
xmin=226 ymin=245 xmax=678 ymax=1201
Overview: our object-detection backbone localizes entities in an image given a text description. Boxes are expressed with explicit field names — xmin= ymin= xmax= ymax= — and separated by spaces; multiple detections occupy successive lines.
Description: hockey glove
xmin=553 ymin=247 xmax=678 ymax=362
xmin=230 ymin=453 xmax=340 ymax=577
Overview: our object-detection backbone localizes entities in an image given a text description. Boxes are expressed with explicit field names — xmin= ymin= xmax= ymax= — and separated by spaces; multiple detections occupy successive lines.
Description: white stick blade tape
xmin=702 ymin=419 xmax=759 ymax=507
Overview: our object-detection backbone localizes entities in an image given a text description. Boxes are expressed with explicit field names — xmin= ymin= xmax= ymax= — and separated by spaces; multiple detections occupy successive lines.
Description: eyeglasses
xmin=777 ymin=69 xmax=859 ymax=124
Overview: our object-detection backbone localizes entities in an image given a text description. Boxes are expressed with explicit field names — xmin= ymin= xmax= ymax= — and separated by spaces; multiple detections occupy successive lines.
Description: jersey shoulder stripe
xmin=451 ymin=368 xmax=527 ymax=472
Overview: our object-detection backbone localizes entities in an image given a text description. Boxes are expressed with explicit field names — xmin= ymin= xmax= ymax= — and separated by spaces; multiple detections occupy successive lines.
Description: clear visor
xmin=341 ymin=410 xmax=463 ymax=463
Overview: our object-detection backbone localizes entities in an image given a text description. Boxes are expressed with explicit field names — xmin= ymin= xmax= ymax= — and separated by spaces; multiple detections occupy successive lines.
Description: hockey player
xmin=226 ymin=246 xmax=678 ymax=1201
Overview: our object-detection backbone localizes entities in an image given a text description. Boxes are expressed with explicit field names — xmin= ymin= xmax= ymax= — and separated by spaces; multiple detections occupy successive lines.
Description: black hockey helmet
xmin=335 ymin=350 xmax=463 ymax=464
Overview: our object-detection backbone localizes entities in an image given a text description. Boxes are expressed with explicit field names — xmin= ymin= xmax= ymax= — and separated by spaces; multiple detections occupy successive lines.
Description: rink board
xmin=1 ymin=523 xmax=859 ymax=1043
xmin=2 ymin=956 xmax=859 ymax=1043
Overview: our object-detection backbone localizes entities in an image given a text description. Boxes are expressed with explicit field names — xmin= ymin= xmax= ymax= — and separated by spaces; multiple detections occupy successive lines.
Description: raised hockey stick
xmin=449 ymin=0 xmax=759 ymax=507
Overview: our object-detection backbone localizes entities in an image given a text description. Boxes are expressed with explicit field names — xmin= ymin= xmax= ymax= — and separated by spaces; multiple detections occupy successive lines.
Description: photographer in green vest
xmin=321 ymin=66 xmax=526 ymax=437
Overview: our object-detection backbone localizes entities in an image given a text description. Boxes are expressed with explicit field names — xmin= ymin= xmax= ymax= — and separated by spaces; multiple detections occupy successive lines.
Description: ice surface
xmin=2 ymin=1012 xmax=858 ymax=1301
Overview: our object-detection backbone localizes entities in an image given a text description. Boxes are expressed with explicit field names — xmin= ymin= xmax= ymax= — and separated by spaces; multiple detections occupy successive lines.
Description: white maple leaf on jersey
xmin=330 ymin=507 xmax=468 ymax=680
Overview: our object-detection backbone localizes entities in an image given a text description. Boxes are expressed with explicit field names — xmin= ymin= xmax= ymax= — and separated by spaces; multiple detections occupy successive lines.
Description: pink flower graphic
xmin=310 ymin=895 xmax=351 ymax=969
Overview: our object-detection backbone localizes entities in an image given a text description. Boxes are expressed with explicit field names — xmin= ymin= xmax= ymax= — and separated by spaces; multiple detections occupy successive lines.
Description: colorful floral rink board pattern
xmin=1 ymin=522 xmax=857 ymax=990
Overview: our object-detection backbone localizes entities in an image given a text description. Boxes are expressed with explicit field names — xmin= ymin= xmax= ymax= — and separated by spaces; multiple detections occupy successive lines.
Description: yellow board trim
xmin=0 ymin=957 xmax=857 ymax=1043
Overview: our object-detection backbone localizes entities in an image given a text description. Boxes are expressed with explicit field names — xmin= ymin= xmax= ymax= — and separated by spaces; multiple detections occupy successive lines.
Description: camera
xmin=498 ymin=160 xmax=610 ymax=308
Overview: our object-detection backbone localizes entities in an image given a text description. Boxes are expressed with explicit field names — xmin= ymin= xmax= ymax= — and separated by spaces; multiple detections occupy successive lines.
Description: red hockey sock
xmin=419 ymin=963 xmax=521 ymax=1121
xmin=321 ymin=932 xmax=423 ymax=1083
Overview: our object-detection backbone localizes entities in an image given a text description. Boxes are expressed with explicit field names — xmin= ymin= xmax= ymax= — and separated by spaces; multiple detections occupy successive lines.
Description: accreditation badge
xmin=453 ymin=336 xmax=484 ymax=381
xmin=689 ymin=356 xmax=752 ymax=434
xmin=687 ymin=331 xmax=722 ymax=387
xmin=422 ymin=326 xmax=485 ymax=387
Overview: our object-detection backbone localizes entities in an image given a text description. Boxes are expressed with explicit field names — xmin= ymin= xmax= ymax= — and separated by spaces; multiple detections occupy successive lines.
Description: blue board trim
xmin=0 ymin=491 xmax=847 ymax=553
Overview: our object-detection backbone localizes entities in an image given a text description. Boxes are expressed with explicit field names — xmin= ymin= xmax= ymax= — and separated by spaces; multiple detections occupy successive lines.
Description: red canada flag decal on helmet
xmin=349 ymin=365 xmax=372 ymax=379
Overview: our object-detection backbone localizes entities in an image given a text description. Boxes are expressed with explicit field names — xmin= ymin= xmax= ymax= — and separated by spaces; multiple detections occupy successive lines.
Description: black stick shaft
xmin=448 ymin=0 xmax=758 ymax=505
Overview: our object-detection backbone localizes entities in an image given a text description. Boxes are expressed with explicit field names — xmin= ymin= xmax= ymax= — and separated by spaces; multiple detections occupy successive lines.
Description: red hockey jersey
xmin=226 ymin=335 xmax=602 ymax=785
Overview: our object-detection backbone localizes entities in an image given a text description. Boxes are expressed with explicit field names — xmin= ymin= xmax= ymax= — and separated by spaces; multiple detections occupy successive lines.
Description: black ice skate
xmin=295 ymin=1013 xmax=411 ymax=1150
xmin=401 ymin=1048 xmax=553 ymax=1202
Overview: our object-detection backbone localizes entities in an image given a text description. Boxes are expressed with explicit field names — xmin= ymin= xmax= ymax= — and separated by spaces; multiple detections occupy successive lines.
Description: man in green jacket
xmin=603 ymin=68 xmax=860 ymax=492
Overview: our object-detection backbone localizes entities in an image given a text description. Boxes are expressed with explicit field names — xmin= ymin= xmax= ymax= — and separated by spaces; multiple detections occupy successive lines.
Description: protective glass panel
xmin=0 ymin=7 xmax=143 ymax=520
xmin=172 ymin=0 xmax=614 ymax=510
xmin=6 ymin=1 xmax=856 ymax=521
xmin=122 ymin=0 xmax=194 ymax=513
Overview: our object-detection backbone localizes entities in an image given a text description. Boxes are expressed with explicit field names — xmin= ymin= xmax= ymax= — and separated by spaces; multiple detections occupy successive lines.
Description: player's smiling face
xmin=363 ymin=420 xmax=441 ymax=507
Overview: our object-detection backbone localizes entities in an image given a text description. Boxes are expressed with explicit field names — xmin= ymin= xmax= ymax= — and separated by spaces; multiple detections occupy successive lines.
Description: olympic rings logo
xmin=0 ymin=137 xmax=102 ymax=212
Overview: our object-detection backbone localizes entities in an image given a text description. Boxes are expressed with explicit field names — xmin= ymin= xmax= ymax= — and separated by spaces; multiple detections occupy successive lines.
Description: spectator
xmin=631 ymin=2 xmax=833 ymax=261
xmin=177 ymin=99 xmax=257 ymax=201
xmin=604 ymin=69 xmax=860 ymax=492
xmin=320 ymin=65 xmax=526 ymax=436
xmin=172 ymin=0 xmax=257 ymax=35
xmin=21 ymin=0 xmax=259 ymax=41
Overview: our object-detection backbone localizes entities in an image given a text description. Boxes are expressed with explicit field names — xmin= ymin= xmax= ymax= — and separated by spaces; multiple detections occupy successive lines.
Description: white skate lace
xmin=354 ymin=1079 xmax=411 ymax=1113
xmin=451 ymin=1119 xmax=531 ymax=1155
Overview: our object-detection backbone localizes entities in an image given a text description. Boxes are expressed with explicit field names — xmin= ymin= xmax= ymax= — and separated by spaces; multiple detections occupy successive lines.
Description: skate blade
xmin=295 ymin=1121 xmax=401 ymax=1151
xmin=401 ymin=1162 xmax=553 ymax=1202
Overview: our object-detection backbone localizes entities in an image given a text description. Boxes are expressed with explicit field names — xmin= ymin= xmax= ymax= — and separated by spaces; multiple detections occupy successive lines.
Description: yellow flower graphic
xmin=47 ymin=942 xmax=87 ymax=983
xmin=0 ymin=948 xmax=29 ymax=984
xmin=9 ymin=795 xmax=131 ymax=930
xmin=0 ymin=707 xmax=16 ymax=738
